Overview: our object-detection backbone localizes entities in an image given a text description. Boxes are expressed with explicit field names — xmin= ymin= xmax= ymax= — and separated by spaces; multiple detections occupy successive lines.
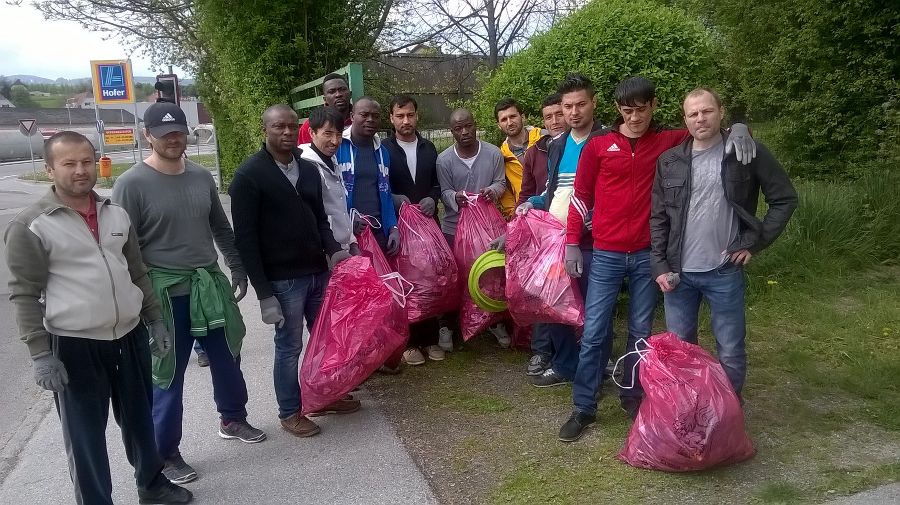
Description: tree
xmin=470 ymin=0 xmax=720 ymax=130
xmin=9 ymin=84 xmax=38 ymax=108
xmin=380 ymin=0 xmax=585 ymax=69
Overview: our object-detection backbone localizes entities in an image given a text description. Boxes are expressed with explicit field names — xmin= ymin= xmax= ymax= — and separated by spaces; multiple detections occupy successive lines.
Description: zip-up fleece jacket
xmin=336 ymin=129 xmax=398 ymax=235
xmin=649 ymin=131 xmax=798 ymax=278
xmin=229 ymin=145 xmax=342 ymax=300
xmin=530 ymin=121 xmax=606 ymax=212
xmin=567 ymin=122 xmax=688 ymax=250
xmin=499 ymin=126 xmax=543 ymax=216
xmin=299 ymin=144 xmax=357 ymax=250
xmin=5 ymin=189 xmax=161 ymax=358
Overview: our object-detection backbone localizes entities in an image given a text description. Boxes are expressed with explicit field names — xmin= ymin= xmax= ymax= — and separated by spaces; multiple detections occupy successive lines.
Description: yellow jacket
xmin=499 ymin=126 xmax=543 ymax=217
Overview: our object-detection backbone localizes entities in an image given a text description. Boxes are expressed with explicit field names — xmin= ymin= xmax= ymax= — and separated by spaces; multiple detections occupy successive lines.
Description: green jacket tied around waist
xmin=148 ymin=264 xmax=246 ymax=389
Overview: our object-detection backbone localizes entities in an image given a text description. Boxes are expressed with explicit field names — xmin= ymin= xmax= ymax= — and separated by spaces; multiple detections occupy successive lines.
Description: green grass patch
xmin=754 ymin=482 xmax=804 ymax=503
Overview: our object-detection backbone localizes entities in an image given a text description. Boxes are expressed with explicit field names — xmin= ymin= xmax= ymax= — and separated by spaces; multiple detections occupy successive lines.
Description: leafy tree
xmin=9 ymin=84 xmax=38 ymax=108
xmin=470 ymin=0 xmax=720 ymax=130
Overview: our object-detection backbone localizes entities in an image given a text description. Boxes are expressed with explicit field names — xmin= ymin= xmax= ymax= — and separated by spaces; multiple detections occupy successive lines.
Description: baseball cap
xmin=144 ymin=102 xmax=189 ymax=137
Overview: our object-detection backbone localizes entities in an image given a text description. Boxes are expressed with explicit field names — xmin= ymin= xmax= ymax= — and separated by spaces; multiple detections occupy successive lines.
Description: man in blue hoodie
xmin=335 ymin=96 xmax=401 ymax=255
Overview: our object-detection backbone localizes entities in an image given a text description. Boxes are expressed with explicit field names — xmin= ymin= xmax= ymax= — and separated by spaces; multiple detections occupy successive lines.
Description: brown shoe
xmin=306 ymin=398 xmax=361 ymax=417
xmin=280 ymin=413 xmax=321 ymax=437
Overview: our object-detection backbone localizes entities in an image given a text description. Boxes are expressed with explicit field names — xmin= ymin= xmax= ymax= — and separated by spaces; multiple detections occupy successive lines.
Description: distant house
xmin=29 ymin=91 xmax=51 ymax=97
xmin=0 ymin=97 xmax=14 ymax=108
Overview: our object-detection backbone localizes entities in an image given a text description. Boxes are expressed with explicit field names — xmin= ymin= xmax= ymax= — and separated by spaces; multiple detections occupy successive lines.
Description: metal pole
xmin=94 ymin=103 xmax=105 ymax=157
xmin=28 ymin=137 xmax=37 ymax=181
xmin=212 ymin=126 xmax=223 ymax=191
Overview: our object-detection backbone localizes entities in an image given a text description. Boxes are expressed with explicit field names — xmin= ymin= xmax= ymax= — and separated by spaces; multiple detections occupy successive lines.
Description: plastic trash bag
xmin=357 ymin=223 xmax=393 ymax=277
xmin=300 ymin=256 xmax=409 ymax=415
xmin=453 ymin=194 xmax=508 ymax=340
xmin=392 ymin=203 xmax=460 ymax=323
xmin=618 ymin=332 xmax=755 ymax=471
xmin=505 ymin=210 xmax=584 ymax=327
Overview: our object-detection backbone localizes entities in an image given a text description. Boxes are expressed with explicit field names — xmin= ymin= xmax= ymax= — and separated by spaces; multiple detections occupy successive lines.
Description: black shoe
xmin=162 ymin=454 xmax=197 ymax=484
xmin=529 ymin=368 xmax=571 ymax=388
xmin=620 ymin=396 xmax=642 ymax=421
xmin=525 ymin=354 xmax=550 ymax=376
xmin=558 ymin=411 xmax=596 ymax=442
xmin=138 ymin=480 xmax=193 ymax=504
xmin=196 ymin=351 xmax=209 ymax=368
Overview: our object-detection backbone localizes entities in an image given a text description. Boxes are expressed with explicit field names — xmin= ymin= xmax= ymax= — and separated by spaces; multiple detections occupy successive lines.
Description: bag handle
xmin=612 ymin=338 xmax=652 ymax=390
xmin=350 ymin=208 xmax=382 ymax=230
xmin=379 ymin=272 xmax=414 ymax=307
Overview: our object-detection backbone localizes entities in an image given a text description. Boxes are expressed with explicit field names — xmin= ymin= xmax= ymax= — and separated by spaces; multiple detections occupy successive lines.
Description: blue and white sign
xmin=90 ymin=60 xmax=135 ymax=105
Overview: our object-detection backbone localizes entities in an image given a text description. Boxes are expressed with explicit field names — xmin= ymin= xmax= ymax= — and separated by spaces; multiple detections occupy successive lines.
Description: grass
xmin=19 ymin=153 xmax=217 ymax=188
xmin=367 ymin=167 xmax=900 ymax=504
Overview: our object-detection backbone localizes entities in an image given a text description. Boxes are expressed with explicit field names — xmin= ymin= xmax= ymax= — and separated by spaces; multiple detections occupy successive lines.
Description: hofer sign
xmin=90 ymin=60 xmax=135 ymax=105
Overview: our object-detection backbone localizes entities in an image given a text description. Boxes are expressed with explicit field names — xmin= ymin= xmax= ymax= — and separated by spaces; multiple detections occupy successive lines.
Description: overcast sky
xmin=0 ymin=3 xmax=190 ymax=79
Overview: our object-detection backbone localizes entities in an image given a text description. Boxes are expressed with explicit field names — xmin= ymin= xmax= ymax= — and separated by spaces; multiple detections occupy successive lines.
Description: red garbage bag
xmin=618 ymin=332 xmax=755 ymax=471
xmin=453 ymin=194 xmax=508 ymax=340
xmin=299 ymin=256 xmax=409 ymax=415
xmin=505 ymin=210 xmax=584 ymax=327
xmin=357 ymin=225 xmax=393 ymax=276
xmin=392 ymin=203 xmax=460 ymax=322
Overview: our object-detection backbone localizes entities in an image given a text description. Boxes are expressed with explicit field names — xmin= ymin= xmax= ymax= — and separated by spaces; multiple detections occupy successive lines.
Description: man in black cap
xmin=112 ymin=102 xmax=265 ymax=486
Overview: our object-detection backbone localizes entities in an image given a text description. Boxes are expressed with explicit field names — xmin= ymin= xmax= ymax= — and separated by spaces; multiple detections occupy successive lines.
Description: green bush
xmin=470 ymin=0 xmax=720 ymax=130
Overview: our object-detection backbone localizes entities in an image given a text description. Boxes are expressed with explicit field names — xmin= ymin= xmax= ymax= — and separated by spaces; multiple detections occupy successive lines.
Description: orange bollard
xmin=99 ymin=156 xmax=112 ymax=178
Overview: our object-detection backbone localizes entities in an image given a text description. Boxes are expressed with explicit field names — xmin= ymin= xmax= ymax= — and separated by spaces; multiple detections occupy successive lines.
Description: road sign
xmin=90 ymin=60 xmax=135 ymax=105
xmin=18 ymin=119 xmax=37 ymax=137
xmin=104 ymin=128 xmax=135 ymax=145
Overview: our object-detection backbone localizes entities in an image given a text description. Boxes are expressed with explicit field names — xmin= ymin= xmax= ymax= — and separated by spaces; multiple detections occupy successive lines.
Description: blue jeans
xmin=572 ymin=249 xmax=657 ymax=416
xmin=153 ymin=295 xmax=249 ymax=459
xmin=663 ymin=262 xmax=747 ymax=394
xmin=271 ymin=272 xmax=330 ymax=419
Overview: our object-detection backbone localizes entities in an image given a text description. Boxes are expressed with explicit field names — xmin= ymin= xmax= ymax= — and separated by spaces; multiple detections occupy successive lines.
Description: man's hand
xmin=564 ymin=245 xmax=583 ymax=278
xmin=479 ymin=187 xmax=497 ymax=202
xmin=515 ymin=202 xmax=533 ymax=216
xmin=386 ymin=227 xmax=401 ymax=256
xmin=148 ymin=320 xmax=172 ymax=358
xmin=725 ymin=123 xmax=757 ymax=165
xmin=349 ymin=242 xmax=361 ymax=256
xmin=329 ymin=250 xmax=352 ymax=269
xmin=392 ymin=194 xmax=411 ymax=209
xmin=352 ymin=212 xmax=367 ymax=235
xmin=730 ymin=249 xmax=753 ymax=265
xmin=488 ymin=233 xmax=507 ymax=252
xmin=656 ymin=273 xmax=677 ymax=293
xmin=33 ymin=354 xmax=69 ymax=392
xmin=455 ymin=191 xmax=469 ymax=208
xmin=260 ymin=296 xmax=285 ymax=328
xmin=418 ymin=197 xmax=436 ymax=216
xmin=231 ymin=275 xmax=248 ymax=302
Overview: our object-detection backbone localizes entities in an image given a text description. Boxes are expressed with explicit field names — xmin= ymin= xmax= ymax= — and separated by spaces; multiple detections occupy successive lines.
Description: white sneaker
xmin=489 ymin=323 xmax=511 ymax=348
xmin=438 ymin=326 xmax=454 ymax=352
xmin=425 ymin=345 xmax=445 ymax=361
xmin=402 ymin=348 xmax=426 ymax=366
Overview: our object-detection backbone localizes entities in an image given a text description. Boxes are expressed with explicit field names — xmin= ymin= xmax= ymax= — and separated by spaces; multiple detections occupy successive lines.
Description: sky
xmin=0 ymin=3 xmax=190 ymax=79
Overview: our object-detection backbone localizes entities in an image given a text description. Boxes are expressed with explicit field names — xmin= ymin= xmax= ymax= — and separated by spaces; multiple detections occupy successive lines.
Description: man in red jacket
xmin=558 ymin=76 xmax=756 ymax=442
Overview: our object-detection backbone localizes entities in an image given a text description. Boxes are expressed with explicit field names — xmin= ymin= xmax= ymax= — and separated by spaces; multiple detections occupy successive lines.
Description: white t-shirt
xmin=396 ymin=138 xmax=418 ymax=181
xmin=455 ymin=143 xmax=481 ymax=169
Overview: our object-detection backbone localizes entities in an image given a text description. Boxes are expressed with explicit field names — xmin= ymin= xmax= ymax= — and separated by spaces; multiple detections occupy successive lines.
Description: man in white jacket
xmin=300 ymin=107 xmax=359 ymax=255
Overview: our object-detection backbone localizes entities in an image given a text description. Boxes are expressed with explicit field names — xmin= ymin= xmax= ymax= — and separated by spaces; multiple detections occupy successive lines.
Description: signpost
xmin=18 ymin=119 xmax=38 ymax=180
xmin=90 ymin=60 xmax=136 ymax=157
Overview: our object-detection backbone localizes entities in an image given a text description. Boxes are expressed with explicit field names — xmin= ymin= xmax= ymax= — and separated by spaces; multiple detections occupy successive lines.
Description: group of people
xmin=5 ymin=69 xmax=796 ymax=504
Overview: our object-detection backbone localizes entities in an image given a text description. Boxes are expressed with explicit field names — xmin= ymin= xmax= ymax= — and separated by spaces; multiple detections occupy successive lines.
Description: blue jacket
xmin=336 ymin=130 xmax=398 ymax=236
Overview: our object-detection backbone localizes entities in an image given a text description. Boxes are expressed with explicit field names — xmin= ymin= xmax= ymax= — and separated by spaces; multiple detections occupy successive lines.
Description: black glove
xmin=386 ymin=227 xmax=401 ymax=256
xmin=231 ymin=275 xmax=248 ymax=302
xmin=352 ymin=212 xmax=366 ymax=235
xmin=418 ymin=197 xmax=436 ymax=216
xmin=392 ymin=194 xmax=411 ymax=209
xmin=565 ymin=245 xmax=583 ymax=278
xmin=349 ymin=242 xmax=361 ymax=256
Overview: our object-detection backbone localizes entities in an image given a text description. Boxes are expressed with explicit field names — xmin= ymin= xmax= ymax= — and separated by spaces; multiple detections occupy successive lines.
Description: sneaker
xmin=162 ymin=454 xmax=197 ymax=485
xmin=280 ymin=413 xmax=321 ymax=438
xmin=307 ymin=398 xmax=361 ymax=417
xmin=620 ymin=396 xmax=642 ymax=421
xmin=138 ymin=480 xmax=193 ymax=504
xmin=603 ymin=358 xmax=615 ymax=378
xmin=425 ymin=345 xmax=445 ymax=361
xmin=530 ymin=368 xmax=571 ymax=388
xmin=402 ymin=348 xmax=426 ymax=366
xmin=196 ymin=351 xmax=209 ymax=368
xmin=526 ymin=354 xmax=550 ymax=376
xmin=218 ymin=419 xmax=266 ymax=443
xmin=558 ymin=411 xmax=596 ymax=442
xmin=438 ymin=326 xmax=454 ymax=352
xmin=377 ymin=364 xmax=402 ymax=375
xmin=489 ymin=323 xmax=511 ymax=348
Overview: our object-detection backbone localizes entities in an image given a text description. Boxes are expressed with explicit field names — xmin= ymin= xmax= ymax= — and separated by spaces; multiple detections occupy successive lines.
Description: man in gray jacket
xmin=650 ymin=87 xmax=797 ymax=399
xmin=5 ymin=131 xmax=191 ymax=504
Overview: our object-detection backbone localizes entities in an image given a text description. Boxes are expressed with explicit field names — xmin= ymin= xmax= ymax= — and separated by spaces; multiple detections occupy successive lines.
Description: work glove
xmin=260 ymin=296 xmax=285 ymax=329
xmin=33 ymin=354 xmax=69 ymax=393
xmin=231 ymin=274 xmax=248 ymax=302
xmin=725 ymin=123 xmax=756 ymax=165
xmin=392 ymin=194 xmax=411 ymax=209
xmin=148 ymin=320 xmax=172 ymax=358
xmin=349 ymin=242 xmax=361 ymax=256
xmin=386 ymin=227 xmax=401 ymax=256
xmin=488 ymin=233 xmax=507 ymax=252
xmin=352 ymin=212 xmax=366 ymax=235
xmin=515 ymin=201 xmax=533 ymax=216
xmin=564 ymin=244 xmax=584 ymax=278
xmin=418 ymin=197 xmax=436 ymax=216
xmin=329 ymin=249 xmax=352 ymax=269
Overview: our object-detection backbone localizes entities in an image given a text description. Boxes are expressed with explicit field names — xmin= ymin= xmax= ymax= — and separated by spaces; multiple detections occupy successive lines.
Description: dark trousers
xmin=53 ymin=326 xmax=167 ymax=505
xmin=409 ymin=318 xmax=439 ymax=348
xmin=153 ymin=295 xmax=249 ymax=459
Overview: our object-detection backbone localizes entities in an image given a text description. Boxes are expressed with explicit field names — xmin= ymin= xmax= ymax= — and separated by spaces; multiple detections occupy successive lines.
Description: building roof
xmin=0 ymin=107 xmax=136 ymax=127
